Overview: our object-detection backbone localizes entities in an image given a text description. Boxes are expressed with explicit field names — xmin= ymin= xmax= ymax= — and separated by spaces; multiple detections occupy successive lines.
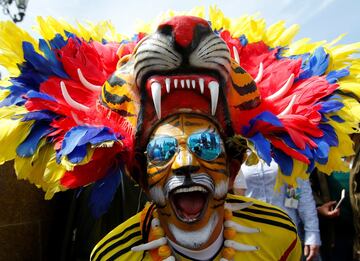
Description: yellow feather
xmin=0 ymin=106 xmax=32 ymax=164
xmin=35 ymin=16 xmax=126 ymax=43
xmin=0 ymin=21 xmax=38 ymax=76
xmin=14 ymin=142 xmax=67 ymax=199
xmin=0 ymin=89 xmax=10 ymax=101
xmin=60 ymin=147 xmax=95 ymax=171
xmin=275 ymin=160 xmax=309 ymax=189
xmin=273 ymin=24 xmax=300 ymax=47
xmin=316 ymin=147 xmax=351 ymax=174
xmin=209 ymin=5 xmax=230 ymax=31
xmin=339 ymin=81 xmax=360 ymax=97
xmin=264 ymin=21 xmax=287 ymax=45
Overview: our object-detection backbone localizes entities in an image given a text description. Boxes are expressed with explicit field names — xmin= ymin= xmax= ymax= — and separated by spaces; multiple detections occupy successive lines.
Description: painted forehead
xmin=151 ymin=114 xmax=219 ymax=137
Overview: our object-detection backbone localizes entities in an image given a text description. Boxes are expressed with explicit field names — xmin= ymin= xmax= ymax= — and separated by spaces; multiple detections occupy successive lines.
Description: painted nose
xmin=172 ymin=146 xmax=200 ymax=174
xmin=157 ymin=16 xmax=211 ymax=48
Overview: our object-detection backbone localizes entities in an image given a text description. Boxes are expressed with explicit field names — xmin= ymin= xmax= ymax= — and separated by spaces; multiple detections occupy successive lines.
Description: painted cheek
xmin=147 ymin=164 xmax=172 ymax=188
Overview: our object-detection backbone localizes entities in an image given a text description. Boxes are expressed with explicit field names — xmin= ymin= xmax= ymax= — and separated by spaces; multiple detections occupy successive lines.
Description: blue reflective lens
xmin=147 ymin=136 xmax=178 ymax=164
xmin=188 ymin=132 xmax=221 ymax=161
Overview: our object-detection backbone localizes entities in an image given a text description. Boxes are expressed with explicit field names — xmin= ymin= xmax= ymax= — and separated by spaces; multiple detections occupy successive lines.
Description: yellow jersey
xmin=91 ymin=194 xmax=301 ymax=260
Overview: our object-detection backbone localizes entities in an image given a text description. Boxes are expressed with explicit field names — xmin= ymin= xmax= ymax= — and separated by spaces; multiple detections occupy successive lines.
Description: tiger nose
xmin=172 ymin=146 xmax=200 ymax=175
xmin=157 ymin=16 xmax=211 ymax=48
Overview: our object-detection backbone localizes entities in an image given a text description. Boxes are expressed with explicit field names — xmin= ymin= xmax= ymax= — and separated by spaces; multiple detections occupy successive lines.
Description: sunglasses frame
xmin=146 ymin=131 xmax=222 ymax=165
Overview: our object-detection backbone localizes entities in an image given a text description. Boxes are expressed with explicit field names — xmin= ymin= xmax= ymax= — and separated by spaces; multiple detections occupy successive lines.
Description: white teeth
xmin=165 ymin=78 xmax=171 ymax=93
xmin=186 ymin=79 xmax=191 ymax=88
xmin=151 ymin=82 xmax=161 ymax=119
xmin=150 ymin=78 xmax=219 ymax=117
xmin=174 ymin=186 xmax=207 ymax=194
xmin=191 ymin=80 xmax=196 ymax=89
xmin=208 ymin=81 xmax=219 ymax=115
xmin=199 ymin=78 xmax=205 ymax=94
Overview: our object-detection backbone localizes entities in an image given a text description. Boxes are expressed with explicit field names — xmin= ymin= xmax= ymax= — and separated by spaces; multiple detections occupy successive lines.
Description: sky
xmin=0 ymin=0 xmax=359 ymax=44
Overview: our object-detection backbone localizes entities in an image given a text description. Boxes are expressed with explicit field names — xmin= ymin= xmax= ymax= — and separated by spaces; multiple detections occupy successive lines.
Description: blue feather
xmin=249 ymin=133 xmax=272 ymax=165
xmin=281 ymin=135 xmax=313 ymax=159
xmin=306 ymin=158 xmax=315 ymax=173
xmin=77 ymin=127 xmax=104 ymax=146
xmin=88 ymin=129 xmax=118 ymax=145
xmin=22 ymin=110 xmax=56 ymax=122
xmin=319 ymin=124 xmax=339 ymax=147
xmin=49 ymin=34 xmax=68 ymax=50
xmin=59 ymin=127 xmax=88 ymax=158
xmin=242 ymin=111 xmax=282 ymax=135
xmin=58 ymin=126 xmax=118 ymax=163
xmin=273 ymin=148 xmax=293 ymax=176
xmin=26 ymin=90 xmax=57 ymax=102
xmin=38 ymin=39 xmax=69 ymax=79
xmin=298 ymin=47 xmax=329 ymax=80
xmin=89 ymin=164 xmax=122 ymax=218
xmin=239 ymin=34 xmax=248 ymax=46
xmin=64 ymin=31 xmax=79 ymax=40
xmin=313 ymin=139 xmax=330 ymax=164
xmin=330 ymin=115 xmax=345 ymax=123
xmin=0 ymin=86 xmax=26 ymax=107
xmin=16 ymin=122 xmax=52 ymax=157
xmin=67 ymin=145 xmax=88 ymax=163
xmin=23 ymin=42 xmax=54 ymax=76
xmin=319 ymin=100 xmax=344 ymax=113
xmin=11 ymin=63 xmax=47 ymax=88
xmin=326 ymin=68 xmax=350 ymax=83
xmin=321 ymin=115 xmax=329 ymax=122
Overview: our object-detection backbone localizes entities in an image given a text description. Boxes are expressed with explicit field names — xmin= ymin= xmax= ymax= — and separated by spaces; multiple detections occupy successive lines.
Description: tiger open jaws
xmin=146 ymin=74 xmax=220 ymax=118
xmin=169 ymin=185 xmax=210 ymax=224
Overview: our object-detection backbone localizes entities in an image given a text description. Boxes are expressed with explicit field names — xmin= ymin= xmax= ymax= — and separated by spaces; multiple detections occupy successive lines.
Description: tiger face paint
xmin=146 ymin=114 xmax=228 ymax=249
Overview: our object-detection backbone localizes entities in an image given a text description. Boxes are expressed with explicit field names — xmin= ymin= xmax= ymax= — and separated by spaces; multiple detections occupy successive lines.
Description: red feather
xmin=60 ymin=145 xmax=123 ymax=188
xmin=270 ymin=137 xmax=310 ymax=164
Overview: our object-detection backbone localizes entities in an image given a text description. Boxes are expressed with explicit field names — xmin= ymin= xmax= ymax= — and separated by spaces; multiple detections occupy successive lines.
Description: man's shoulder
xmin=226 ymin=194 xmax=301 ymax=260
xmin=90 ymin=212 xmax=144 ymax=261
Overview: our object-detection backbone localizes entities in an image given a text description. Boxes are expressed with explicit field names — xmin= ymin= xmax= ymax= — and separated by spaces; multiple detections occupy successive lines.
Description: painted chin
xmin=169 ymin=185 xmax=210 ymax=224
xmin=169 ymin=211 xmax=219 ymax=249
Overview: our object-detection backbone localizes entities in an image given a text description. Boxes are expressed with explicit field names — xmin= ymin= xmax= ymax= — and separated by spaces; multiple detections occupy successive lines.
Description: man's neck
xmin=167 ymin=226 xmax=224 ymax=260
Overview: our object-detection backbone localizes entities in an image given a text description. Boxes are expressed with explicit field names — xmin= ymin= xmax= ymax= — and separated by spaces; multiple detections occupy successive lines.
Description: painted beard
xmin=149 ymin=173 xmax=228 ymax=249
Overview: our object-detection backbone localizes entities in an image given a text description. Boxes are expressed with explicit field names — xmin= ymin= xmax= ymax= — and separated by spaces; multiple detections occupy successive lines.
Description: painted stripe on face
xmin=164 ymin=173 xmax=215 ymax=198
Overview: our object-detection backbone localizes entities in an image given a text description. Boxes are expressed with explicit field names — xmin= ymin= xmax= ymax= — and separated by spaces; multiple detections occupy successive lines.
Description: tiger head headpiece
xmin=101 ymin=16 xmax=259 ymax=187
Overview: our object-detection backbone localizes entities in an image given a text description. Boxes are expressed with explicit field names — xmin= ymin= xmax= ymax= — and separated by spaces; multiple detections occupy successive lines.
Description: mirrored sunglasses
xmin=146 ymin=132 xmax=222 ymax=165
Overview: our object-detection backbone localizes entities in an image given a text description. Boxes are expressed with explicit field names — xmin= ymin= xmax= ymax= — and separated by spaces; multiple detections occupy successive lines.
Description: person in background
xmin=232 ymin=169 xmax=248 ymax=196
xmin=350 ymin=134 xmax=360 ymax=260
xmin=239 ymin=156 xmax=321 ymax=261
xmin=311 ymin=167 xmax=355 ymax=261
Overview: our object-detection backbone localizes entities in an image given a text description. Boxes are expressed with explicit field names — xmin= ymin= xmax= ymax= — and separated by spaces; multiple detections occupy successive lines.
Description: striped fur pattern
xmin=188 ymin=32 xmax=231 ymax=81
xmin=133 ymin=34 xmax=182 ymax=86
xmin=227 ymin=60 xmax=261 ymax=111
xmin=101 ymin=58 xmax=140 ymax=128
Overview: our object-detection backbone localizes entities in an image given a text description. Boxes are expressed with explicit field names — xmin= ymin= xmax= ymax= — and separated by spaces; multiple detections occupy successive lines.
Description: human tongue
xmin=176 ymin=192 xmax=206 ymax=215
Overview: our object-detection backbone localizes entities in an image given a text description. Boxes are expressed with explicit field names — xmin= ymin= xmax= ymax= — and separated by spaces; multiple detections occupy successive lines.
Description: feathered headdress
xmin=0 ymin=6 xmax=359 ymax=217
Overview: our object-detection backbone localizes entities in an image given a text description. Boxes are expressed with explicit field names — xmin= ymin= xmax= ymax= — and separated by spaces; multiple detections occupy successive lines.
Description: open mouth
xmin=145 ymin=74 xmax=221 ymax=119
xmin=170 ymin=185 xmax=210 ymax=223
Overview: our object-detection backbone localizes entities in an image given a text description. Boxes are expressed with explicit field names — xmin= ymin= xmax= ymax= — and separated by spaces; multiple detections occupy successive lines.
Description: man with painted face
xmin=91 ymin=113 xmax=301 ymax=260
